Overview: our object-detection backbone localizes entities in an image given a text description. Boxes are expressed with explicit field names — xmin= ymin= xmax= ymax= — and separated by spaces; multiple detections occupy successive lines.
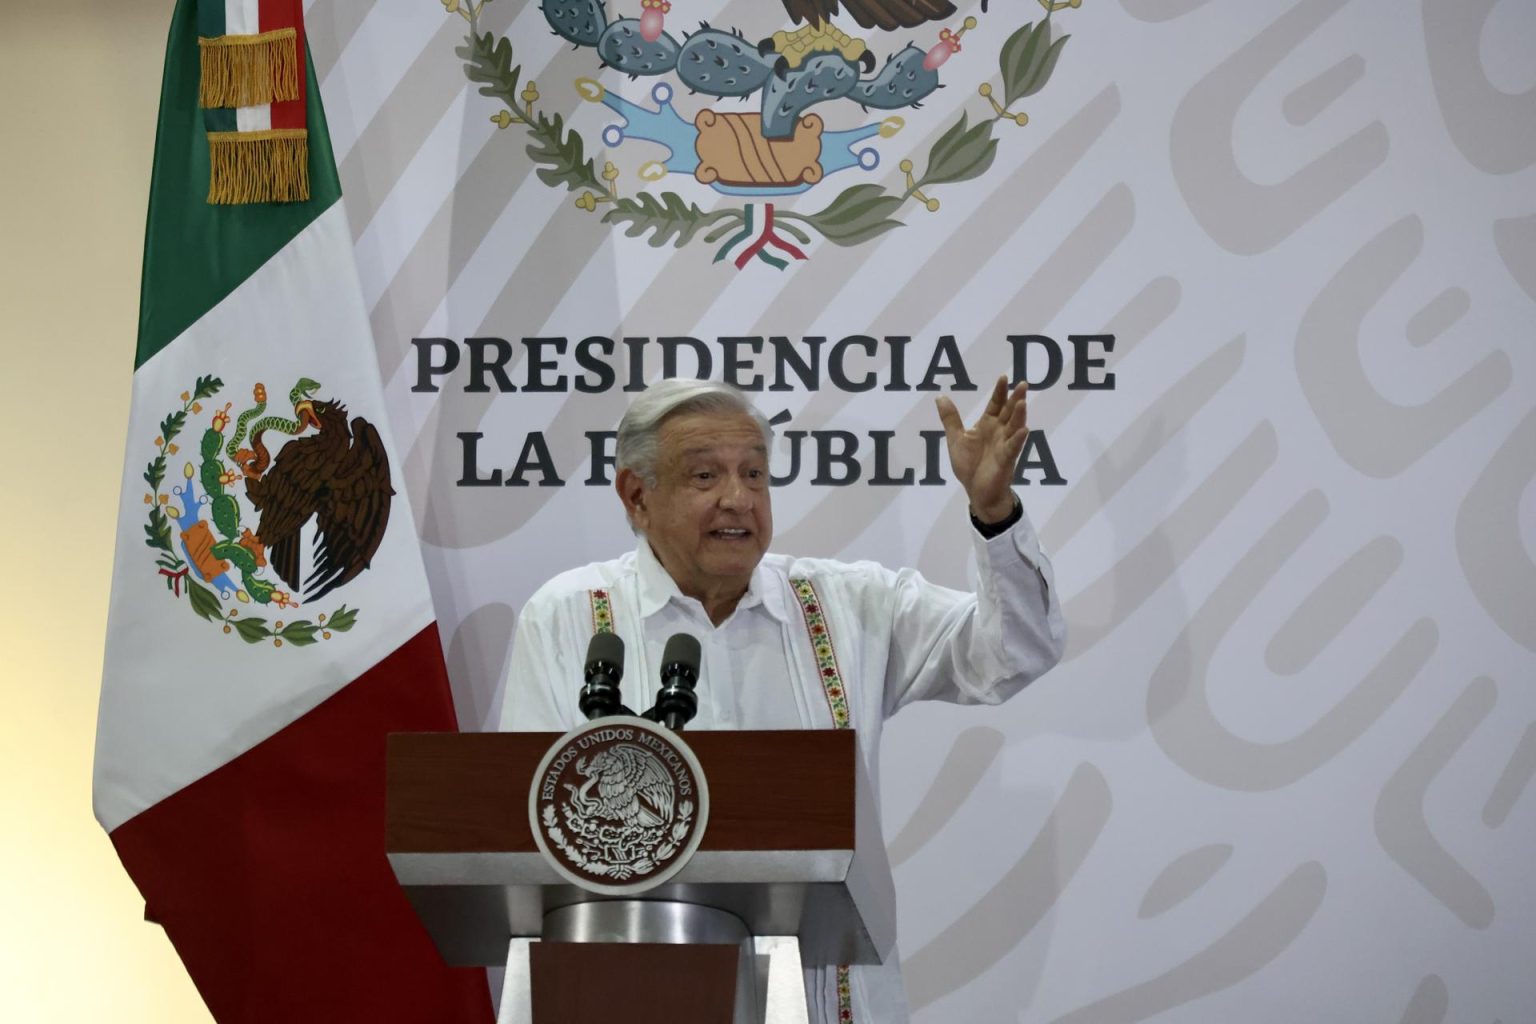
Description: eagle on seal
xmin=783 ymin=0 xmax=958 ymax=31
xmin=570 ymin=745 xmax=676 ymax=829
xmin=242 ymin=391 xmax=394 ymax=603
xmin=764 ymin=0 xmax=959 ymax=75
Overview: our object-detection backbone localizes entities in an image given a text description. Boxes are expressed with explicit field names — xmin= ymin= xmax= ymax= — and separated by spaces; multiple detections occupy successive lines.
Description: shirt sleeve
xmin=498 ymin=597 xmax=580 ymax=732
xmin=880 ymin=504 xmax=1066 ymax=716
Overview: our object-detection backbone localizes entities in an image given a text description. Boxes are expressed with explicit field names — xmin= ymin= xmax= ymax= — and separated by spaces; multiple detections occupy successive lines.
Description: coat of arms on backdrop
xmin=142 ymin=376 xmax=394 ymax=647
xmin=443 ymin=0 xmax=1080 ymax=269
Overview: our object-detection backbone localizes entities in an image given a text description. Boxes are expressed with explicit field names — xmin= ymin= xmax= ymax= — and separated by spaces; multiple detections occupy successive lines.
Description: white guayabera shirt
xmin=499 ymin=510 xmax=1065 ymax=1024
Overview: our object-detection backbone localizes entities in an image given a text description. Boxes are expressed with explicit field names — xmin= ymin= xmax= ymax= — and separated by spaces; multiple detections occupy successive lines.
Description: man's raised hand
xmin=935 ymin=375 xmax=1029 ymax=524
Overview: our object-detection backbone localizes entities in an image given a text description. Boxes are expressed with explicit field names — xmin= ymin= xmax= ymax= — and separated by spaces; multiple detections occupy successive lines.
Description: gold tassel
xmin=207 ymin=129 xmax=310 ymax=205
xmin=198 ymin=28 xmax=299 ymax=108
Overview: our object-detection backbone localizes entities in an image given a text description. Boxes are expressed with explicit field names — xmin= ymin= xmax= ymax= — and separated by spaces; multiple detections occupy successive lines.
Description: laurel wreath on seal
xmin=542 ymin=800 xmax=697 ymax=880
xmin=443 ymin=0 xmax=1075 ymax=264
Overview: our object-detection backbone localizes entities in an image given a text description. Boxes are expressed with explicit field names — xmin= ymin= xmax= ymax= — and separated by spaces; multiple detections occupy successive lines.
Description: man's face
xmin=618 ymin=409 xmax=773 ymax=601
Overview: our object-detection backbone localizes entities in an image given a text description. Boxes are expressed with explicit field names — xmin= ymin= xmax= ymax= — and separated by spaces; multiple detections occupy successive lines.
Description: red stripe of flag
xmin=261 ymin=0 xmax=306 ymax=130
xmin=112 ymin=624 xmax=494 ymax=1023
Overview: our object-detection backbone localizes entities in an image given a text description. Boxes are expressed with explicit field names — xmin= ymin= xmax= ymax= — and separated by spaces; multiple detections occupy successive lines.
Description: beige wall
xmin=1 ymin=0 xmax=211 ymax=1018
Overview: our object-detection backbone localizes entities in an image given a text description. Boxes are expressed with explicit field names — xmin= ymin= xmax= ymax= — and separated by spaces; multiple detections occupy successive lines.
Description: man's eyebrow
xmin=678 ymin=444 xmax=769 ymax=456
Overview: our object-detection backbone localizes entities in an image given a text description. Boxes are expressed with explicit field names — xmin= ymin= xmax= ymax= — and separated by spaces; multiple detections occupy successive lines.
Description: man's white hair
xmin=615 ymin=378 xmax=773 ymax=488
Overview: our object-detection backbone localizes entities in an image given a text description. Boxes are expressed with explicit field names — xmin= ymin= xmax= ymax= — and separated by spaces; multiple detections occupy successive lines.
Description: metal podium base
xmin=496 ymin=900 xmax=810 ymax=1024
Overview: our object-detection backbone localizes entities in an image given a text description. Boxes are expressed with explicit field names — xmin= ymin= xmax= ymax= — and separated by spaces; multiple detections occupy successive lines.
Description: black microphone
xmin=653 ymin=633 xmax=702 ymax=731
xmin=579 ymin=632 xmax=629 ymax=720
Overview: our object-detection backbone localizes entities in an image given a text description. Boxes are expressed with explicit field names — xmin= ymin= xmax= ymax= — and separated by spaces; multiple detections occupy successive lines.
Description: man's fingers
xmin=1003 ymin=379 xmax=1029 ymax=412
xmin=1008 ymin=394 xmax=1028 ymax=431
xmin=935 ymin=395 xmax=965 ymax=441
xmin=949 ymin=379 xmax=1027 ymax=442
xmin=983 ymin=374 xmax=1007 ymax=419
xmin=995 ymin=380 xmax=1028 ymax=423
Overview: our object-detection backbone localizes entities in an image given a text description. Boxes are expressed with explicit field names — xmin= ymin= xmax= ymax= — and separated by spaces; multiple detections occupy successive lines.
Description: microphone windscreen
xmin=585 ymin=631 xmax=625 ymax=672
xmin=661 ymin=633 xmax=702 ymax=674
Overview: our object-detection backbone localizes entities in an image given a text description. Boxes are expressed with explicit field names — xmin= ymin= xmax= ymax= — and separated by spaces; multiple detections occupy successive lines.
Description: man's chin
xmin=702 ymin=547 xmax=765 ymax=578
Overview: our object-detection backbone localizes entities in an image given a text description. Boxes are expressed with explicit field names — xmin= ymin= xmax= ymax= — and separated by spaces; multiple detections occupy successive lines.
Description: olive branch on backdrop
xmin=447 ymin=0 xmax=1071 ymax=260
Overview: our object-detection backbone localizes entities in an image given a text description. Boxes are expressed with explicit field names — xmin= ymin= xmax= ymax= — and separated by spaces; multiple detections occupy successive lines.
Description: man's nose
xmin=718 ymin=473 xmax=752 ymax=509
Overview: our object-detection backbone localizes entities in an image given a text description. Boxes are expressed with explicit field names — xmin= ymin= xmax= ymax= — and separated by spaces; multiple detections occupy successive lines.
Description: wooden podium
xmin=386 ymin=729 xmax=895 ymax=1024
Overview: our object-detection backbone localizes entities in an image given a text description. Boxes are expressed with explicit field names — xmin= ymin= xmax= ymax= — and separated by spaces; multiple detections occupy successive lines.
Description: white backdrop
xmin=308 ymin=0 xmax=1536 ymax=1019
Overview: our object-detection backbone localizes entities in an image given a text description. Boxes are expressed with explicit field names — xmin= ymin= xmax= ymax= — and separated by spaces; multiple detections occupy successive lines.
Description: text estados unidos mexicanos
xmin=540 ymin=727 xmax=635 ymax=801
xmin=638 ymin=731 xmax=694 ymax=797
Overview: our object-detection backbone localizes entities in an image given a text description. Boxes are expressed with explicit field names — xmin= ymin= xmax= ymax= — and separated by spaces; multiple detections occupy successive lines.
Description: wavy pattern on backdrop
xmin=301 ymin=0 xmax=1536 ymax=1018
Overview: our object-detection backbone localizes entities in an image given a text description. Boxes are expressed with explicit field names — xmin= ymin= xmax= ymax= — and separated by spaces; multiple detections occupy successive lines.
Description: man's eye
xmin=693 ymin=471 xmax=714 ymax=481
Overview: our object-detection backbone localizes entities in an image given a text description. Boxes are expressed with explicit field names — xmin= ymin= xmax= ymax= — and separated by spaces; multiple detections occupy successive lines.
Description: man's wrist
xmin=970 ymin=495 xmax=1022 ymax=538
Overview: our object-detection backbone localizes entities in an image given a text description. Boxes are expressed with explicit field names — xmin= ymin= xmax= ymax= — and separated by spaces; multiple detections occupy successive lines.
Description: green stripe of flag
xmin=203 ymin=107 xmax=236 ymax=133
xmin=195 ymin=0 xmax=224 ymax=38
xmin=138 ymin=0 xmax=341 ymax=370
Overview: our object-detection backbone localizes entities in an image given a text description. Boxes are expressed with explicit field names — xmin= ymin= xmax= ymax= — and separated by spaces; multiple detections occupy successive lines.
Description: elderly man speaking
xmin=500 ymin=377 xmax=1064 ymax=1023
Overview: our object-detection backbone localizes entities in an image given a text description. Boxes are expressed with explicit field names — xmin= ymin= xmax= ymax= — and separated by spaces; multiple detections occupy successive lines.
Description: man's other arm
xmin=880 ymin=504 xmax=1065 ymax=715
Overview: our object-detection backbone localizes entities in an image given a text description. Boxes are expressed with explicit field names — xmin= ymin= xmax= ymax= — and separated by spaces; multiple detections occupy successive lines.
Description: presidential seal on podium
xmin=529 ymin=716 xmax=711 ymax=895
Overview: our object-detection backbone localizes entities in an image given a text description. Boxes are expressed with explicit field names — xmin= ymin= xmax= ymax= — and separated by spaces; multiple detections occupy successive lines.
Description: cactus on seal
xmin=761 ymin=54 xmax=859 ymax=138
xmin=544 ymin=0 xmax=607 ymax=47
xmin=853 ymin=45 xmax=940 ymax=110
xmin=597 ymin=19 xmax=681 ymax=76
xmin=675 ymin=28 xmax=776 ymax=98
xmin=543 ymin=4 xmax=940 ymax=138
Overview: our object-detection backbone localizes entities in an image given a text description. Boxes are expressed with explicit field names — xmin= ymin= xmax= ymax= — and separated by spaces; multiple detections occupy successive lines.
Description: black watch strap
xmin=971 ymin=496 xmax=1023 ymax=539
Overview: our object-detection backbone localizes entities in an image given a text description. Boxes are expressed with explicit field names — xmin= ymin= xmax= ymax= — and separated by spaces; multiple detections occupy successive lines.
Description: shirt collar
xmin=635 ymin=539 xmax=790 ymax=624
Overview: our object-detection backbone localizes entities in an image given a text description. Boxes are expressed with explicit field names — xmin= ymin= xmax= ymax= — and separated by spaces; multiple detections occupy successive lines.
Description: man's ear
xmin=615 ymin=468 xmax=648 ymax=530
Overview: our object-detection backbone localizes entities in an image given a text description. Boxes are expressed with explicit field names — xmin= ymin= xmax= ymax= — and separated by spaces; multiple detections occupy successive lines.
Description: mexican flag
xmin=92 ymin=1 xmax=494 ymax=1020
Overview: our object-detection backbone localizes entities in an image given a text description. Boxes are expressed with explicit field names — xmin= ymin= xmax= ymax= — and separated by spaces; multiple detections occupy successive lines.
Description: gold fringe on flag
xmin=198 ymin=28 xmax=299 ymax=108
xmin=207 ymin=129 xmax=309 ymax=205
